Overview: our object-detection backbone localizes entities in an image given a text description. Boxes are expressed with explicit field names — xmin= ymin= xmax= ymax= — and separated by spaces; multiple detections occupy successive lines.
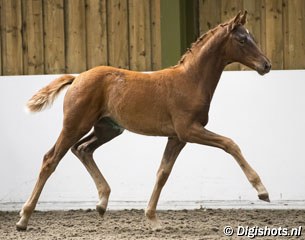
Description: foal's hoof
xmin=145 ymin=210 xmax=162 ymax=230
xmin=16 ymin=222 xmax=27 ymax=231
xmin=258 ymin=192 xmax=270 ymax=202
xmin=146 ymin=217 xmax=162 ymax=231
xmin=96 ymin=205 xmax=106 ymax=217
xmin=16 ymin=215 xmax=29 ymax=231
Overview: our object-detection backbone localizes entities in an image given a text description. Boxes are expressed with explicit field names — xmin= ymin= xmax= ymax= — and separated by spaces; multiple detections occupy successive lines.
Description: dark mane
xmin=177 ymin=22 xmax=229 ymax=66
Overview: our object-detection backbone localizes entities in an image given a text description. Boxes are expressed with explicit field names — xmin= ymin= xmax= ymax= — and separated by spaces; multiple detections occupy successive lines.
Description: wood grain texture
xmin=22 ymin=0 xmax=44 ymax=74
xmin=86 ymin=0 xmax=108 ymax=69
xmin=150 ymin=0 xmax=161 ymax=70
xmin=107 ymin=0 xmax=129 ymax=69
xmin=1 ymin=0 xmax=23 ymax=75
xmin=43 ymin=0 xmax=65 ymax=73
xmin=128 ymin=0 xmax=151 ymax=71
xmin=65 ymin=0 xmax=86 ymax=73
xmin=283 ymin=0 xmax=305 ymax=69
xmin=199 ymin=0 xmax=222 ymax=35
xmin=265 ymin=0 xmax=284 ymax=69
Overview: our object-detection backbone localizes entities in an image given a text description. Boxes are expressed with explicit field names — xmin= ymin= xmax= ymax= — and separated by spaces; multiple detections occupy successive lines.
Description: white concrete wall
xmin=0 ymin=70 xmax=304 ymax=206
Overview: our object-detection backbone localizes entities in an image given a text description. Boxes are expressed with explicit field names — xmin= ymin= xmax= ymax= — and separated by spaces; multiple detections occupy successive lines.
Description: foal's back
xmin=64 ymin=66 xmax=182 ymax=136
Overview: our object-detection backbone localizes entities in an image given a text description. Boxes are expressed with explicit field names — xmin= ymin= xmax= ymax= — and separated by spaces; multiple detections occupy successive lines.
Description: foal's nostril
xmin=264 ymin=61 xmax=271 ymax=72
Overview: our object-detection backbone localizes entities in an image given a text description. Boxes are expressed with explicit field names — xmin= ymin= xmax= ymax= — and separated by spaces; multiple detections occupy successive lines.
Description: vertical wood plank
xmin=260 ymin=0 xmax=267 ymax=54
xmin=283 ymin=0 xmax=305 ymax=69
xmin=107 ymin=0 xmax=129 ymax=69
xmin=221 ymin=0 xmax=244 ymax=21
xmin=65 ymin=0 xmax=86 ymax=73
xmin=43 ymin=0 xmax=65 ymax=73
xmin=180 ymin=0 xmax=199 ymax=53
xmin=160 ymin=0 xmax=183 ymax=68
xmin=86 ymin=0 xmax=108 ymax=69
xmin=265 ymin=0 xmax=283 ymax=69
xmin=22 ymin=0 xmax=44 ymax=74
xmin=150 ymin=0 xmax=161 ymax=70
xmin=1 ymin=0 xmax=23 ymax=75
xmin=128 ymin=0 xmax=151 ymax=71
xmin=199 ymin=0 xmax=221 ymax=35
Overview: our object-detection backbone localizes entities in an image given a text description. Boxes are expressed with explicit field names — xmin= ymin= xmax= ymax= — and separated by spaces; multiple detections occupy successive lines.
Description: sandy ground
xmin=0 ymin=209 xmax=304 ymax=239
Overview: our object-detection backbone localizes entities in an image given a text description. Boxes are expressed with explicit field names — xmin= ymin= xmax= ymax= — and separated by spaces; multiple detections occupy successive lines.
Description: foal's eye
xmin=239 ymin=37 xmax=247 ymax=45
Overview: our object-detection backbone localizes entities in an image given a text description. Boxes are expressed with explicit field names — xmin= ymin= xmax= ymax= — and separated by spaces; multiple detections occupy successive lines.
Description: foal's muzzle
xmin=257 ymin=59 xmax=271 ymax=75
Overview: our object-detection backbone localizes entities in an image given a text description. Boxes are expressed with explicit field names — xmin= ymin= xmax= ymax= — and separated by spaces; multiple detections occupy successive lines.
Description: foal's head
xmin=223 ymin=11 xmax=271 ymax=75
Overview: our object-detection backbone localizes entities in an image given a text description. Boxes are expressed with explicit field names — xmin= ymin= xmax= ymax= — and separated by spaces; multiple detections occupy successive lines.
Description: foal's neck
xmin=182 ymin=34 xmax=227 ymax=101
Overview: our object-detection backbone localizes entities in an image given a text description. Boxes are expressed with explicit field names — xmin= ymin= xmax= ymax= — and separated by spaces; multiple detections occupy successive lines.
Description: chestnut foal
xmin=17 ymin=11 xmax=271 ymax=230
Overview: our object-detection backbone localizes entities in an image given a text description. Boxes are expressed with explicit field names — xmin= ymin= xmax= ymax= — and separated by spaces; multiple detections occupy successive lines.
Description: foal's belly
xmin=108 ymin=110 xmax=176 ymax=137
xmin=106 ymin=94 xmax=176 ymax=136
xmin=124 ymin=119 xmax=175 ymax=137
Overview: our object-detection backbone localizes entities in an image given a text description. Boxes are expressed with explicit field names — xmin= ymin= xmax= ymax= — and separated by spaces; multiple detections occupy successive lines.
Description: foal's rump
xmin=25 ymin=67 xmax=114 ymax=115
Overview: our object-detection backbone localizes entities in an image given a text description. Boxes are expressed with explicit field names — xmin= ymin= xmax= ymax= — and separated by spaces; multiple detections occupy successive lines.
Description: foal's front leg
xmin=177 ymin=123 xmax=269 ymax=202
xmin=145 ymin=137 xmax=186 ymax=229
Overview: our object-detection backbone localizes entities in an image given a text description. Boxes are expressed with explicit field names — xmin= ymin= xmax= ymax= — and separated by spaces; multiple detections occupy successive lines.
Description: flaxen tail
xmin=26 ymin=75 xmax=75 ymax=113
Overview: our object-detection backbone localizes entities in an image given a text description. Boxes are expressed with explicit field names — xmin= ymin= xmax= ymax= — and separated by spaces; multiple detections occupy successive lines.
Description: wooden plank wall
xmin=199 ymin=0 xmax=305 ymax=70
xmin=43 ymin=0 xmax=66 ymax=73
xmin=1 ymin=0 xmax=23 ymax=75
xmin=0 ymin=0 xmax=161 ymax=75
xmin=0 ymin=0 xmax=304 ymax=75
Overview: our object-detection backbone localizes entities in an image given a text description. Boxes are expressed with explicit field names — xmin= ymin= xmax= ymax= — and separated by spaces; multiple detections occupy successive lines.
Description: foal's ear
xmin=233 ymin=11 xmax=242 ymax=25
xmin=240 ymin=10 xmax=248 ymax=25
xmin=228 ymin=11 xmax=242 ymax=31
xmin=229 ymin=10 xmax=247 ymax=31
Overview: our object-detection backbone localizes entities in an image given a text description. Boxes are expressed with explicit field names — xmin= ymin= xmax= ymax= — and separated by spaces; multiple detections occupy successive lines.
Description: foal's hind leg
xmin=71 ymin=118 xmax=124 ymax=216
xmin=16 ymin=126 xmax=91 ymax=231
